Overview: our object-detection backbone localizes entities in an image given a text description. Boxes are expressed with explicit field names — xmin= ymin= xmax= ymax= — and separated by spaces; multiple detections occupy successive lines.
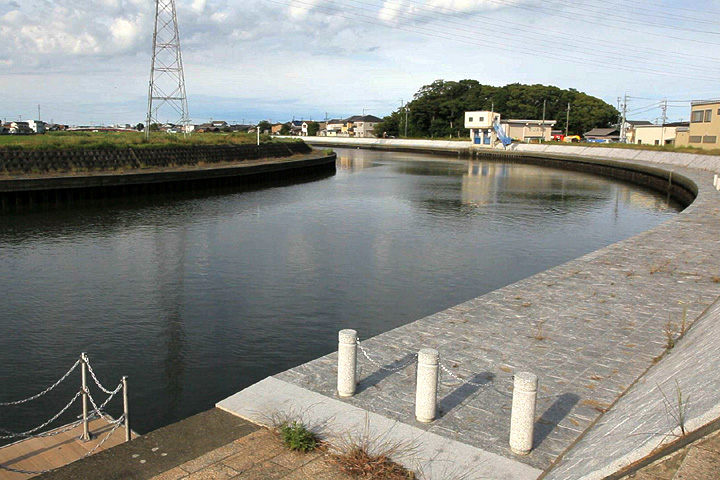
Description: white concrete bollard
xmin=509 ymin=372 xmax=538 ymax=455
xmin=714 ymin=174 xmax=718 ymax=188
xmin=415 ymin=348 xmax=439 ymax=423
xmin=337 ymin=329 xmax=357 ymax=398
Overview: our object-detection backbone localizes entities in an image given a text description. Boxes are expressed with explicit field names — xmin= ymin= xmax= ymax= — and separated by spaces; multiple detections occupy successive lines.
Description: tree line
xmin=374 ymin=80 xmax=619 ymax=138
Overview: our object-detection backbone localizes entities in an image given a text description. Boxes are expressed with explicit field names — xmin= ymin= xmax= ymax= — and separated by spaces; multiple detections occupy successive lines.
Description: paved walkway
xmin=36 ymin=409 xmax=349 ymax=480
xmin=149 ymin=428 xmax=350 ymax=480
xmin=219 ymin=152 xmax=720 ymax=478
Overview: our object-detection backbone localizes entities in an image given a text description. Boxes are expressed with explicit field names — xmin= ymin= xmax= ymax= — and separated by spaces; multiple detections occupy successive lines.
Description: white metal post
xmin=123 ymin=376 xmax=131 ymax=442
xmin=80 ymin=354 xmax=91 ymax=441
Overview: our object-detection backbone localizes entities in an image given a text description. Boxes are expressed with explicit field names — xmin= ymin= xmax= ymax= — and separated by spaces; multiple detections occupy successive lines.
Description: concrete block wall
xmin=0 ymin=142 xmax=311 ymax=175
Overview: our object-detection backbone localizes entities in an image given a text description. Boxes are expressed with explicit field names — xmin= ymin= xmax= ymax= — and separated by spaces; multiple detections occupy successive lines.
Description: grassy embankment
xmin=0 ymin=131 xmax=301 ymax=151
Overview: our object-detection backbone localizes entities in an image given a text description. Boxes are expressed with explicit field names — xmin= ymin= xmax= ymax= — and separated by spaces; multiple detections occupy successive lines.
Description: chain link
xmin=356 ymin=340 xmax=417 ymax=372
xmin=86 ymin=382 xmax=123 ymax=423
xmin=0 ymin=358 xmax=81 ymax=406
xmin=82 ymin=353 xmax=116 ymax=395
xmin=439 ymin=363 xmax=494 ymax=388
xmin=0 ymin=414 xmax=126 ymax=475
xmin=0 ymin=391 xmax=82 ymax=440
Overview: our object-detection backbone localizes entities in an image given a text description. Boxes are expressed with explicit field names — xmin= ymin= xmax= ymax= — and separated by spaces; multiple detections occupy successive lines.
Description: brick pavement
xmin=149 ymin=429 xmax=351 ymax=480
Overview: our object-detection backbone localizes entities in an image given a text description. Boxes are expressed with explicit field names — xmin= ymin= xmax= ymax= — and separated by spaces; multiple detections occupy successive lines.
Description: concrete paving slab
xmin=217 ymin=377 xmax=542 ymax=480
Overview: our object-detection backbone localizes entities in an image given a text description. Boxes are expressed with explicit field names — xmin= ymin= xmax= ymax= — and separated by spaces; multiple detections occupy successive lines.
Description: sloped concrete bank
xmin=0 ymin=144 xmax=335 ymax=205
xmin=220 ymin=139 xmax=720 ymax=479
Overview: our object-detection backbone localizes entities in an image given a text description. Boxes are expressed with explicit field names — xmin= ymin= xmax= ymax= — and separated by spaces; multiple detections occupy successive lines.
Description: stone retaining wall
xmin=0 ymin=142 xmax=311 ymax=174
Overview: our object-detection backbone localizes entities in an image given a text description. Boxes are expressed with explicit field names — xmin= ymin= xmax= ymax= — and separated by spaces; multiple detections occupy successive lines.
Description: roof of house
xmin=635 ymin=122 xmax=689 ymax=128
xmin=345 ymin=115 xmax=383 ymax=123
xmin=691 ymin=99 xmax=720 ymax=107
xmin=504 ymin=119 xmax=557 ymax=125
xmin=584 ymin=128 xmax=620 ymax=137
xmin=627 ymin=120 xmax=653 ymax=126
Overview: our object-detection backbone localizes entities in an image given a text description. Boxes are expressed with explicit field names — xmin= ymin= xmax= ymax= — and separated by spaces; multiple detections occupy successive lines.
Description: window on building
xmin=654 ymin=140 xmax=659 ymax=145
xmin=717 ymin=108 xmax=720 ymax=115
xmin=703 ymin=135 xmax=717 ymax=143
xmin=689 ymin=136 xmax=702 ymax=143
xmin=478 ymin=117 xmax=484 ymax=122
xmin=705 ymin=110 xmax=713 ymax=122
xmin=691 ymin=110 xmax=704 ymax=123
xmin=469 ymin=117 xmax=473 ymax=122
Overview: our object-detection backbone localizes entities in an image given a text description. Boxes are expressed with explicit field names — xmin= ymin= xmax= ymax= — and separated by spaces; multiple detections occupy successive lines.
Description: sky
xmin=1 ymin=0 xmax=719 ymax=126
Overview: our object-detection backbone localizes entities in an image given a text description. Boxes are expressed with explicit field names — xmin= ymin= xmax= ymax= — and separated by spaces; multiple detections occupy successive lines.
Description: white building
xmin=465 ymin=111 xmax=501 ymax=146
xmin=634 ymin=122 xmax=689 ymax=146
xmin=27 ymin=120 xmax=46 ymax=133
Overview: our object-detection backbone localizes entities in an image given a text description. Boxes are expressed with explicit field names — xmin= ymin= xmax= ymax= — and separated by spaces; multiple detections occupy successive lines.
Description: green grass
xmin=0 ymin=132 xmax=303 ymax=151
xmin=279 ymin=421 xmax=319 ymax=452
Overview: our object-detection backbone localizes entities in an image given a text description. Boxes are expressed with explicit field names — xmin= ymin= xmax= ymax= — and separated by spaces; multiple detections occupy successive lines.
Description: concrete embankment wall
xmin=0 ymin=142 xmax=312 ymax=175
xmin=280 ymin=137 xmax=720 ymax=479
xmin=0 ymin=143 xmax=335 ymax=206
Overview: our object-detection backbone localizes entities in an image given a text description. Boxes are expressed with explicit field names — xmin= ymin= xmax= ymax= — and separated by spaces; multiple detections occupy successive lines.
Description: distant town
xmin=2 ymin=99 xmax=719 ymax=151
xmin=0 ymin=114 xmax=384 ymax=139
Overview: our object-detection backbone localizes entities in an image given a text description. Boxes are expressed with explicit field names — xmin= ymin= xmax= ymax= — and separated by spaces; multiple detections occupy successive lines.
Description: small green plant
xmin=322 ymin=148 xmax=334 ymax=155
xmin=664 ymin=318 xmax=678 ymax=349
xmin=279 ymin=421 xmax=318 ymax=452
xmin=659 ymin=379 xmax=690 ymax=437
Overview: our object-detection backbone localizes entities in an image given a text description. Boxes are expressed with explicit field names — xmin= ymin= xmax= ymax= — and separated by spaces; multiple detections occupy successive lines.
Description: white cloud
xmin=0 ymin=0 xmax=717 ymax=125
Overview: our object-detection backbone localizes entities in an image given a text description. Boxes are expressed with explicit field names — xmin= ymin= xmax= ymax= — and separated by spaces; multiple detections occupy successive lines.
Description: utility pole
xmin=660 ymin=99 xmax=668 ymax=146
xmin=619 ymin=94 xmax=628 ymax=143
xmin=404 ymin=105 xmax=409 ymax=138
xmin=37 ymin=104 xmax=41 ymax=121
xmin=146 ymin=0 xmax=190 ymax=139
xmin=565 ymin=103 xmax=570 ymax=138
xmin=541 ymin=99 xmax=546 ymax=143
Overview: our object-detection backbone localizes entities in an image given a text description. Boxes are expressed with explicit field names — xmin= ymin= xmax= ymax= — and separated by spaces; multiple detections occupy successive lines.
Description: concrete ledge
xmin=0 ymin=154 xmax=336 ymax=193
xmin=218 ymin=377 xmax=542 ymax=480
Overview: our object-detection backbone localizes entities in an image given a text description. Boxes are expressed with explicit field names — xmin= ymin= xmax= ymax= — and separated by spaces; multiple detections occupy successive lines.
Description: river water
xmin=0 ymin=148 xmax=681 ymax=437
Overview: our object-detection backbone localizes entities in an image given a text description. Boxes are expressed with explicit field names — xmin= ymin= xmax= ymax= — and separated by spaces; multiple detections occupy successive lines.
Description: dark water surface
xmin=0 ymin=148 xmax=681 ymax=436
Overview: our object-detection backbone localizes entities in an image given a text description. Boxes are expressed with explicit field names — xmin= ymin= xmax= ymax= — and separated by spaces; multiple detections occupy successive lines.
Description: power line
xmin=472 ymin=0 xmax=720 ymax=44
xmin=273 ymin=0 xmax=717 ymax=81
xmin=543 ymin=0 xmax=719 ymax=28
xmin=580 ymin=0 xmax=720 ymax=19
xmin=375 ymin=0 xmax=720 ymax=64
xmin=363 ymin=0 xmax=720 ymax=74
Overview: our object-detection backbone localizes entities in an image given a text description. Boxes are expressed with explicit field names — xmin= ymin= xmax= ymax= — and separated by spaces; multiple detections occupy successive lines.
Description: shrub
xmin=279 ymin=421 xmax=318 ymax=452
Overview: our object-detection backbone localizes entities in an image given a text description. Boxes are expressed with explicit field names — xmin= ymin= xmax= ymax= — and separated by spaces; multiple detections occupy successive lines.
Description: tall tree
xmin=378 ymin=80 xmax=618 ymax=138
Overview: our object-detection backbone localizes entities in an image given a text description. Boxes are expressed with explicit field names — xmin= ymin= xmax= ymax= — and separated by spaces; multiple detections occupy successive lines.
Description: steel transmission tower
xmin=146 ymin=0 xmax=190 ymax=139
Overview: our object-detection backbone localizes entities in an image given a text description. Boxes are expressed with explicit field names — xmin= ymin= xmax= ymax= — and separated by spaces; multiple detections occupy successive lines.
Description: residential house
xmin=634 ymin=122 xmax=688 ymax=145
xmin=623 ymin=120 xmax=652 ymax=144
xmin=195 ymin=121 xmax=229 ymax=132
xmin=27 ymin=120 xmax=46 ymax=134
xmin=326 ymin=119 xmax=344 ymax=136
xmin=9 ymin=121 xmax=33 ymax=134
xmin=584 ymin=127 xmax=620 ymax=143
xmin=502 ymin=119 xmax=556 ymax=142
xmin=675 ymin=100 xmax=720 ymax=150
xmin=345 ymin=115 xmax=382 ymax=138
